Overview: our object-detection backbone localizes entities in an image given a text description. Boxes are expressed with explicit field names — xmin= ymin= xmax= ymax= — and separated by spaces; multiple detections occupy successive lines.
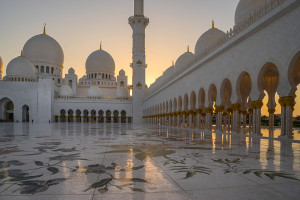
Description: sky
xmin=0 ymin=0 xmax=299 ymax=116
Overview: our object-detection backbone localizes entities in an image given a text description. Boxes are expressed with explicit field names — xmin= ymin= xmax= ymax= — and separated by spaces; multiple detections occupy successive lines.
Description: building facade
xmin=1 ymin=0 xmax=300 ymax=138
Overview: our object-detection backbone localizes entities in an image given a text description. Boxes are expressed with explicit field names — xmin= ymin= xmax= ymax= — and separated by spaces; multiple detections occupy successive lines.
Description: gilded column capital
xmin=216 ymin=106 xmax=224 ymax=113
xmin=251 ymin=100 xmax=263 ymax=109
xmin=227 ymin=108 xmax=233 ymax=113
xmin=268 ymin=108 xmax=276 ymax=114
xmin=232 ymin=104 xmax=241 ymax=111
xmin=196 ymin=109 xmax=202 ymax=114
xmin=205 ymin=107 xmax=213 ymax=114
xmin=278 ymin=96 xmax=295 ymax=107
xmin=248 ymin=108 xmax=253 ymax=113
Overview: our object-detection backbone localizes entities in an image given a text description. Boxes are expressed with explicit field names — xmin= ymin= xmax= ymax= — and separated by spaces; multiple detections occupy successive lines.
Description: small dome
xmin=174 ymin=52 xmax=194 ymax=71
xmin=116 ymin=86 xmax=130 ymax=98
xmin=59 ymin=85 xmax=73 ymax=97
xmin=86 ymin=49 xmax=115 ymax=75
xmin=68 ymin=67 xmax=75 ymax=74
xmin=235 ymin=0 xmax=269 ymax=25
xmin=6 ymin=56 xmax=36 ymax=79
xmin=87 ymin=85 xmax=103 ymax=98
xmin=195 ymin=27 xmax=226 ymax=55
xmin=23 ymin=34 xmax=64 ymax=67
xmin=119 ymin=69 xmax=125 ymax=76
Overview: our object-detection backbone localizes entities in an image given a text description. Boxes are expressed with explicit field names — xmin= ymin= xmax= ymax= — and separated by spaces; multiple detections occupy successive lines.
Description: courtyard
xmin=0 ymin=123 xmax=299 ymax=200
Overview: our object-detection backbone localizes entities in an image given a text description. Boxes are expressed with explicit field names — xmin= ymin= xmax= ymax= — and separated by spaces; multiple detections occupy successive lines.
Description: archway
xmin=60 ymin=109 xmax=66 ymax=122
xmin=22 ymin=105 xmax=29 ymax=122
xmin=91 ymin=110 xmax=96 ymax=123
xmin=83 ymin=110 xmax=89 ymax=122
xmin=68 ymin=109 xmax=73 ymax=122
xmin=198 ymin=88 xmax=206 ymax=129
xmin=220 ymin=79 xmax=233 ymax=131
xmin=121 ymin=110 xmax=126 ymax=123
xmin=113 ymin=110 xmax=119 ymax=123
xmin=236 ymin=72 xmax=252 ymax=131
xmin=258 ymin=63 xmax=280 ymax=132
xmin=98 ymin=110 xmax=104 ymax=123
xmin=76 ymin=110 xmax=81 ymax=122
xmin=0 ymin=98 xmax=14 ymax=122
xmin=178 ymin=96 xmax=183 ymax=127
xmin=190 ymin=91 xmax=196 ymax=128
xmin=106 ymin=110 xmax=111 ymax=123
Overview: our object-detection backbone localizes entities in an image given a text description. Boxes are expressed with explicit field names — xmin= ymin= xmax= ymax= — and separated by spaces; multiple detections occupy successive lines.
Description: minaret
xmin=129 ymin=0 xmax=149 ymax=123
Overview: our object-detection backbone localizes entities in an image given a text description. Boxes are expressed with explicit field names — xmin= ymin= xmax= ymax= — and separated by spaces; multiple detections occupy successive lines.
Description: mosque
xmin=0 ymin=0 xmax=300 ymax=137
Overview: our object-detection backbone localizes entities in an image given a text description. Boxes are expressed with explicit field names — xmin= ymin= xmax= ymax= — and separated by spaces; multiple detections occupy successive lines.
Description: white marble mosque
xmin=0 ymin=0 xmax=300 ymax=199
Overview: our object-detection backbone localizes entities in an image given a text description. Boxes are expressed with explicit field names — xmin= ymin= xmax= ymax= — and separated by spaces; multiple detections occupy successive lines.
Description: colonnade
xmin=144 ymin=96 xmax=296 ymax=137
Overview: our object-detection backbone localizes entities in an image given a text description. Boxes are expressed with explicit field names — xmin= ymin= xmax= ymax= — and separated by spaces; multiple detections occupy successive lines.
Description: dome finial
xmin=172 ymin=60 xmax=174 ymax=66
xmin=211 ymin=20 xmax=216 ymax=29
xmin=43 ymin=23 xmax=46 ymax=34
xmin=187 ymin=45 xmax=190 ymax=53
xmin=100 ymin=41 xmax=102 ymax=50
xmin=20 ymin=50 xmax=23 ymax=57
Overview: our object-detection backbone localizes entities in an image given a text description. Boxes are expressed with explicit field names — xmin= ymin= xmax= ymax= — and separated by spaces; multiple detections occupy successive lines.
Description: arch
xmin=288 ymin=51 xmax=300 ymax=90
xmin=1 ymin=98 xmax=14 ymax=122
xmin=178 ymin=96 xmax=183 ymax=112
xmin=236 ymin=72 xmax=252 ymax=111
xmin=98 ymin=110 xmax=104 ymax=123
xmin=83 ymin=110 xmax=89 ymax=122
xmin=121 ymin=110 xmax=126 ymax=123
xmin=169 ymin=99 xmax=173 ymax=113
xmin=75 ymin=109 xmax=81 ymax=122
xmin=106 ymin=110 xmax=112 ymax=123
xmin=190 ymin=91 xmax=196 ymax=111
xmin=184 ymin=94 xmax=189 ymax=111
xmin=198 ymin=88 xmax=205 ymax=110
xmin=91 ymin=110 xmax=97 ymax=122
xmin=173 ymin=98 xmax=177 ymax=112
xmin=220 ymin=78 xmax=233 ymax=109
xmin=113 ymin=110 xmax=119 ymax=123
xmin=208 ymin=84 xmax=217 ymax=108
xmin=67 ymin=109 xmax=73 ymax=122
xmin=22 ymin=105 xmax=29 ymax=122
xmin=60 ymin=109 xmax=66 ymax=122
xmin=258 ymin=63 xmax=280 ymax=108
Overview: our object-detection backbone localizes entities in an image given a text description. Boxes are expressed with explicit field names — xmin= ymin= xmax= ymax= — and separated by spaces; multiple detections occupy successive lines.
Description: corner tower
xmin=129 ymin=0 xmax=149 ymax=123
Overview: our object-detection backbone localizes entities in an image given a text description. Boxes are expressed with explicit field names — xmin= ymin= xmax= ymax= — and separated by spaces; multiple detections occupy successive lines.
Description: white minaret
xmin=129 ymin=0 xmax=149 ymax=123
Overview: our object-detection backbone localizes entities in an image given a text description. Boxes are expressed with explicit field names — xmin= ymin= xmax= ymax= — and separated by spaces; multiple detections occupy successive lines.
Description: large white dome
xmin=23 ymin=33 xmax=64 ymax=67
xmin=6 ymin=56 xmax=36 ymax=79
xmin=235 ymin=0 xmax=270 ymax=25
xmin=116 ymin=87 xmax=130 ymax=98
xmin=87 ymin=85 xmax=103 ymax=98
xmin=86 ymin=49 xmax=115 ymax=75
xmin=195 ymin=28 xmax=226 ymax=55
xmin=59 ymin=85 xmax=73 ymax=97
xmin=174 ymin=51 xmax=194 ymax=72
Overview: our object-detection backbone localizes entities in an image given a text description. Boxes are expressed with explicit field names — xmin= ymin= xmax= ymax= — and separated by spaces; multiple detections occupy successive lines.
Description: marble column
xmin=231 ymin=104 xmax=240 ymax=133
xmin=216 ymin=106 xmax=224 ymax=131
xmin=251 ymin=101 xmax=263 ymax=135
xmin=279 ymin=96 xmax=295 ymax=137
xmin=268 ymin=108 xmax=275 ymax=131
xmin=189 ymin=112 xmax=193 ymax=128
xmin=205 ymin=108 xmax=213 ymax=130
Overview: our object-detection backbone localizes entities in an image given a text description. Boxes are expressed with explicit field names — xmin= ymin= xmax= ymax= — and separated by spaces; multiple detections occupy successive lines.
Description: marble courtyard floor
xmin=0 ymin=123 xmax=299 ymax=200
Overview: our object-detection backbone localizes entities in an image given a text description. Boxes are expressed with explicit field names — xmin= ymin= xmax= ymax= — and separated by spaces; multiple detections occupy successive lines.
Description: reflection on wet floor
xmin=0 ymin=123 xmax=299 ymax=200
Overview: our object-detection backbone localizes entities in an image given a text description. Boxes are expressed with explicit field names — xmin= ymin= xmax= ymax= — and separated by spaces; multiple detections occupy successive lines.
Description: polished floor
xmin=0 ymin=123 xmax=299 ymax=200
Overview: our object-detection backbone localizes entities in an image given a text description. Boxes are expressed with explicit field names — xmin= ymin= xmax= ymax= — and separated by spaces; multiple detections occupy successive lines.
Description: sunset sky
xmin=0 ymin=0 xmax=299 ymax=116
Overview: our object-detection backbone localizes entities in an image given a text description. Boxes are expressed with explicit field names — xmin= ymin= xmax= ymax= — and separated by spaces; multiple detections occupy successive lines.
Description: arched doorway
xmin=113 ymin=110 xmax=119 ymax=123
xmin=106 ymin=110 xmax=111 ymax=123
xmin=60 ymin=109 xmax=66 ymax=122
xmin=5 ymin=101 xmax=14 ymax=122
xmin=91 ymin=110 xmax=96 ymax=123
xmin=83 ymin=110 xmax=89 ymax=122
xmin=68 ymin=109 xmax=74 ymax=122
xmin=121 ymin=110 xmax=126 ymax=123
xmin=76 ymin=110 xmax=81 ymax=122
xmin=98 ymin=110 xmax=104 ymax=123
xmin=22 ymin=105 xmax=29 ymax=122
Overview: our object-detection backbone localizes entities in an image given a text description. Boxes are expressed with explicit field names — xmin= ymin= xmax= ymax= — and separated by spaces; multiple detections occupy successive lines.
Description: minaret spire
xmin=134 ymin=0 xmax=144 ymax=16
